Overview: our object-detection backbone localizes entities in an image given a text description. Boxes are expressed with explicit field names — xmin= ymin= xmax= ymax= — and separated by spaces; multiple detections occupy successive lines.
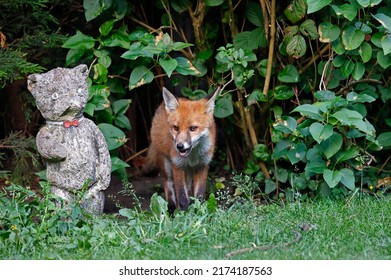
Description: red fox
xmin=143 ymin=87 xmax=219 ymax=211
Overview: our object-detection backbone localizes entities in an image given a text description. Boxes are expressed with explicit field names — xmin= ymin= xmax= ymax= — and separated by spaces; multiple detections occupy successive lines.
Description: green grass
xmin=0 ymin=184 xmax=390 ymax=260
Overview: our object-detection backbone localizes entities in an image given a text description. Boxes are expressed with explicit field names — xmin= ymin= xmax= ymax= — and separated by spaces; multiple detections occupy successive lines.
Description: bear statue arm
xmin=36 ymin=126 xmax=67 ymax=161
xmin=93 ymin=124 xmax=111 ymax=191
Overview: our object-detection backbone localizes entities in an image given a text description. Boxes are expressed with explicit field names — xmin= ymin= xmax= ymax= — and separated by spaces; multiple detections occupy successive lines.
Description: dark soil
xmin=103 ymin=171 xmax=164 ymax=213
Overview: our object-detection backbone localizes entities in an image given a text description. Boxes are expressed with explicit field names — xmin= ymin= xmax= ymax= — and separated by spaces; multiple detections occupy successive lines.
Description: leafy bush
xmin=60 ymin=0 xmax=391 ymax=198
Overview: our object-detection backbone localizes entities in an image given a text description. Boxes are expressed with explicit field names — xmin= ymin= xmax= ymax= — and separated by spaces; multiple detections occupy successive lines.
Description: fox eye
xmin=173 ymin=125 xmax=179 ymax=132
xmin=189 ymin=126 xmax=198 ymax=132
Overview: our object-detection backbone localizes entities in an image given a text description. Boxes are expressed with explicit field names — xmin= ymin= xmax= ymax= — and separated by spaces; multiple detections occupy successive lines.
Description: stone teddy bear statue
xmin=27 ymin=64 xmax=111 ymax=215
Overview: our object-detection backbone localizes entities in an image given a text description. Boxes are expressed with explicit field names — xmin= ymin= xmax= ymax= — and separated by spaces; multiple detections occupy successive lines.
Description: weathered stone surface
xmin=27 ymin=64 xmax=111 ymax=215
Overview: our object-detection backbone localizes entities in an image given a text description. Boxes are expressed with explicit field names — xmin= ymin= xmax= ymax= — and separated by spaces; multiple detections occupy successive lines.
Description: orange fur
xmin=144 ymin=87 xmax=218 ymax=211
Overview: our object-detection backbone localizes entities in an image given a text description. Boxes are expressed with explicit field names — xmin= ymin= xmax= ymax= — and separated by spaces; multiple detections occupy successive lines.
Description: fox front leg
xmin=172 ymin=166 xmax=190 ymax=211
xmin=163 ymin=158 xmax=177 ymax=212
xmin=193 ymin=167 xmax=208 ymax=200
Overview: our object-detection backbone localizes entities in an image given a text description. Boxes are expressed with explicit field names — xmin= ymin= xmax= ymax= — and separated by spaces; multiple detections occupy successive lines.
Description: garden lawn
xmin=0 ymin=191 xmax=390 ymax=260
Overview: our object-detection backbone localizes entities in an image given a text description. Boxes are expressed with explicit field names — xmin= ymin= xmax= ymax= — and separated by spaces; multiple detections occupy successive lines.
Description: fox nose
xmin=177 ymin=143 xmax=185 ymax=151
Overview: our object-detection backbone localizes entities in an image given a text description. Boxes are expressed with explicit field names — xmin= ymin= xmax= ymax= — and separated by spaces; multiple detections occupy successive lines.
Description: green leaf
xmin=340 ymin=168 xmax=355 ymax=191
xmin=62 ymin=31 xmax=95 ymax=49
xmin=175 ymin=57 xmax=201 ymax=76
xmin=65 ymin=49 xmax=86 ymax=66
xmin=214 ymin=94 xmax=233 ymax=118
xmin=323 ymin=169 xmax=342 ymax=188
xmin=102 ymin=28 xmax=130 ymax=49
xmin=373 ymin=13 xmax=391 ymax=33
xmin=159 ymin=57 xmax=178 ymax=77
xmin=377 ymin=50 xmax=391 ymax=69
xmin=332 ymin=4 xmax=357 ymax=21
xmin=258 ymin=59 xmax=274 ymax=77
xmin=289 ymin=173 xmax=308 ymax=190
xmin=332 ymin=38 xmax=346 ymax=55
xmin=173 ymin=42 xmax=193 ymax=51
xmin=332 ymin=55 xmax=346 ymax=67
xmin=114 ymin=114 xmax=131 ymax=130
xmin=112 ymin=0 xmax=128 ymax=20
xmin=121 ymin=42 xmax=147 ymax=60
xmin=278 ymin=64 xmax=300 ymax=83
xmin=307 ymin=0 xmax=331 ymax=14
xmin=129 ymin=65 xmax=154 ymax=90
xmin=233 ymin=28 xmax=267 ymax=50
xmin=381 ymin=34 xmax=391 ymax=55
xmin=300 ymin=19 xmax=319 ymax=40
xmin=287 ymin=142 xmax=307 ymax=164
xmin=98 ymin=123 xmax=127 ymax=150
xmin=334 ymin=147 xmax=360 ymax=163
xmin=248 ymin=89 xmax=268 ymax=103
xmin=206 ymin=193 xmax=218 ymax=213
xmin=204 ymin=0 xmax=225 ymax=6
xmin=319 ymin=132 xmax=343 ymax=159
xmin=341 ymin=25 xmax=365 ymax=51
xmin=284 ymin=0 xmax=307 ymax=24
xmin=277 ymin=168 xmax=289 ymax=183
xmin=286 ymin=34 xmax=307 ymax=58
xmin=341 ymin=60 xmax=355 ymax=78
xmin=346 ymin=92 xmax=376 ymax=103
xmin=112 ymin=99 xmax=131 ymax=115
xmin=149 ymin=193 xmax=168 ymax=219
xmin=359 ymin=41 xmax=372 ymax=63
xmin=274 ymin=85 xmax=294 ymax=100
xmin=309 ymin=123 xmax=333 ymax=144
xmin=314 ymin=90 xmax=336 ymax=101
xmin=93 ymin=63 xmax=108 ymax=83
xmin=273 ymin=116 xmax=297 ymax=133
xmin=319 ymin=22 xmax=340 ymax=43
xmin=357 ymin=0 xmax=382 ymax=8
xmin=253 ymin=144 xmax=269 ymax=162
xmin=118 ymin=208 xmax=134 ymax=220
xmin=377 ymin=132 xmax=391 ymax=149
xmin=265 ymin=179 xmax=276 ymax=194
xmin=83 ymin=0 xmax=113 ymax=22
xmin=352 ymin=62 xmax=365 ymax=81
xmin=292 ymin=104 xmax=324 ymax=121
xmin=305 ymin=158 xmax=327 ymax=175
xmin=332 ymin=108 xmax=364 ymax=126
xmin=246 ymin=2 xmax=263 ymax=27
xmin=272 ymin=139 xmax=290 ymax=159
xmin=99 ymin=19 xmax=115 ymax=36
xmin=171 ymin=0 xmax=192 ymax=13
xmin=111 ymin=156 xmax=130 ymax=172
xmin=371 ymin=32 xmax=383 ymax=48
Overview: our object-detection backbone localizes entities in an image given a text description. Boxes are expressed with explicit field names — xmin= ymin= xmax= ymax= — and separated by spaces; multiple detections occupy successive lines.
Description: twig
xmin=336 ymin=79 xmax=383 ymax=96
xmin=130 ymin=16 xmax=158 ymax=32
xmin=125 ymin=148 xmax=148 ymax=163
xmin=259 ymin=0 xmax=269 ymax=39
xmin=262 ymin=0 xmax=276 ymax=96
xmin=224 ymin=229 xmax=302 ymax=259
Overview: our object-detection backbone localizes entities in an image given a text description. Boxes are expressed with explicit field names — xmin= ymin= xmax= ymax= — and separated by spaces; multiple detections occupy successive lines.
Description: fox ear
xmin=163 ymin=87 xmax=179 ymax=112
xmin=205 ymin=86 xmax=220 ymax=114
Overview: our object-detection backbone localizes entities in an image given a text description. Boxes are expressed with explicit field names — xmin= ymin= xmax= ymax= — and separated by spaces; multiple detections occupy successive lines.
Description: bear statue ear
xmin=27 ymin=74 xmax=41 ymax=96
xmin=74 ymin=64 xmax=88 ymax=79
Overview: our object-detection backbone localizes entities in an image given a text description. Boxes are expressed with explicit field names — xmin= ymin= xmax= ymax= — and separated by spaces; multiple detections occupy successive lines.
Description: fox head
xmin=163 ymin=87 xmax=219 ymax=157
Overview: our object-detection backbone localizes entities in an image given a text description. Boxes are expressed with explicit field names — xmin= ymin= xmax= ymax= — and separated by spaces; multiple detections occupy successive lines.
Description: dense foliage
xmin=1 ymin=0 xmax=391 ymax=199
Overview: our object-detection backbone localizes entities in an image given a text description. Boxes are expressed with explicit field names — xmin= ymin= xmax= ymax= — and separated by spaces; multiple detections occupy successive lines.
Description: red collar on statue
xmin=46 ymin=117 xmax=82 ymax=128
